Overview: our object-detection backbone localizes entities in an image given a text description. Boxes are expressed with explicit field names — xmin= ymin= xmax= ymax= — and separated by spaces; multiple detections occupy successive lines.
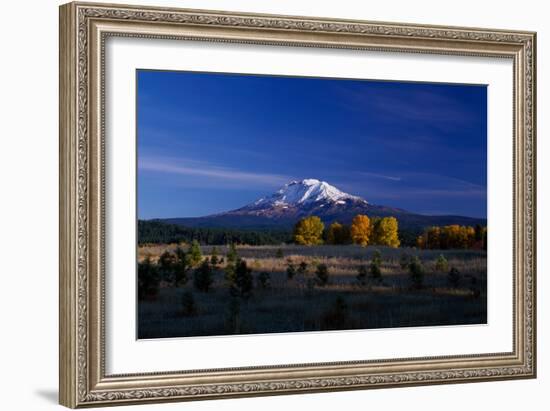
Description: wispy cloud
xmin=359 ymin=171 xmax=402 ymax=181
xmin=139 ymin=156 xmax=291 ymax=187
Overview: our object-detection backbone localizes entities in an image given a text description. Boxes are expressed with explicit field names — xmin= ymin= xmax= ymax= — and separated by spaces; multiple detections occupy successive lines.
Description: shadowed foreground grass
xmin=138 ymin=245 xmax=487 ymax=339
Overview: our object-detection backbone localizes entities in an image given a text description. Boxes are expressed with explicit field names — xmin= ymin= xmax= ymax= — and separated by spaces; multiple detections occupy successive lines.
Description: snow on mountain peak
xmin=254 ymin=179 xmax=366 ymax=207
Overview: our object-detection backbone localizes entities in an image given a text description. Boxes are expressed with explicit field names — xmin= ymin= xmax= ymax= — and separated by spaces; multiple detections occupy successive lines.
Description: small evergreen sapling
xmin=286 ymin=258 xmax=296 ymax=280
xmin=369 ymin=250 xmax=382 ymax=281
xmin=448 ymin=267 xmax=461 ymax=288
xmin=233 ymin=259 xmax=254 ymax=298
xmin=435 ymin=254 xmax=449 ymax=272
xmin=356 ymin=264 xmax=368 ymax=285
xmin=137 ymin=256 xmax=160 ymax=300
xmin=226 ymin=243 xmax=238 ymax=263
xmin=193 ymin=260 xmax=213 ymax=292
xmin=188 ymin=240 xmax=203 ymax=267
xmin=408 ymin=256 xmax=424 ymax=289
xmin=316 ymin=263 xmax=329 ymax=286
xmin=210 ymin=246 xmax=219 ymax=267
xmin=399 ymin=253 xmax=410 ymax=269
xmin=174 ymin=246 xmax=189 ymax=286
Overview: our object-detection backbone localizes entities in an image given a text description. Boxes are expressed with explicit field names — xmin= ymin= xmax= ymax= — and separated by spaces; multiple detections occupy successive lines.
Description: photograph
xmin=55 ymin=2 xmax=537 ymax=407
xmin=136 ymin=70 xmax=488 ymax=339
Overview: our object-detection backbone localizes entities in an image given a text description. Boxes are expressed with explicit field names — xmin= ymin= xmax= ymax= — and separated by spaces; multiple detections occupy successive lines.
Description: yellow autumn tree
xmin=350 ymin=214 xmax=371 ymax=246
xmin=326 ymin=222 xmax=341 ymax=245
xmin=418 ymin=225 xmax=479 ymax=249
xmin=293 ymin=216 xmax=325 ymax=245
xmin=326 ymin=222 xmax=351 ymax=245
xmin=374 ymin=217 xmax=400 ymax=248
xmin=426 ymin=226 xmax=442 ymax=249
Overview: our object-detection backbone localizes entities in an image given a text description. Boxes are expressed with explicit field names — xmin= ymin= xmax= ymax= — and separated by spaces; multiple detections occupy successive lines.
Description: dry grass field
xmin=138 ymin=244 xmax=487 ymax=339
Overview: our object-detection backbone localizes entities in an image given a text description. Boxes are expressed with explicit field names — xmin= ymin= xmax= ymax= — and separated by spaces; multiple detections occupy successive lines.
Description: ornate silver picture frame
xmin=59 ymin=2 xmax=536 ymax=408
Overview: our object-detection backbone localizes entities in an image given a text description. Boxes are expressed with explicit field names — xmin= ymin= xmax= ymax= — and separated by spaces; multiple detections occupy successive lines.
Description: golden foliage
xmin=350 ymin=214 xmax=371 ymax=246
xmin=293 ymin=216 xmax=325 ymax=245
xmin=417 ymin=224 xmax=480 ymax=249
xmin=372 ymin=217 xmax=400 ymax=248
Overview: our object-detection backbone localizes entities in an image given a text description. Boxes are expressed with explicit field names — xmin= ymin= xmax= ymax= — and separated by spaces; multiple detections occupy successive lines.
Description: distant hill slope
xmin=161 ymin=179 xmax=486 ymax=231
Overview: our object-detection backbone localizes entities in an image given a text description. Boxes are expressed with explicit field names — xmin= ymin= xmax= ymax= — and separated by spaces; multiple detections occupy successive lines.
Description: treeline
xmin=138 ymin=220 xmax=291 ymax=246
xmin=293 ymin=215 xmax=400 ymax=247
xmin=416 ymin=224 xmax=487 ymax=250
xmin=138 ymin=218 xmax=482 ymax=249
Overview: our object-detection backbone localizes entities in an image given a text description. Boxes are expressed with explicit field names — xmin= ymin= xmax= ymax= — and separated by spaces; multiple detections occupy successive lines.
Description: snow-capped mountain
xmin=231 ymin=179 xmax=370 ymax=218
xmin=251 ymin=179 xmax=365 ymax=208
xmin=162 ymin=178 xmax=486 ymax=231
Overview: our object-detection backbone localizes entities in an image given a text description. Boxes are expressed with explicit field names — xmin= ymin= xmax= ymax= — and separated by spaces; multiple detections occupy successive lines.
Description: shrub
xmin=187 ymin=240 xmax=203 ymax=267
xmin=226 ymin=243 xmax=238 ymax=263
xmin=297 ymin=261 xmax=308 ymax=275
xmin=399 ymin=253 xmax=410 ymax=269
xmin=369 ymin=250 xmax=382 ymax=281
xmin=193 ymin=260 xmax=213 ymax=292
xmin=356 ymin=264 xmax=368 ymax=285
xmin=257 ymin=271 xmax=271 ymax=289
xmin=286 ymin=259 xmax=296 ymax=280
xmin=210 ymin=246 xmax=219 ymax=266
xmin=174 ymin=261 xmax=188 ymax=286
xmin=174 ymin=246 xmax=189 ymax=285
xmin=158 ymin=250 xmax=176 ymax=283
xmin=158 ymin=250 xmax=176 ymax=270
xmin=316 ymin=263 xmax=329 ymax=286
xmin=174 ymin=246 xmax=186 ymax=262
xmin=137 ymin=256 xmax=160 ymax=300
xmin=233 ymin=259 xmax=254 ymax=298
xmin=181 ymin=291 xmax=196 ymax=316
xmin=408 ymin=256 xmax=424 ymax=289
xmin=224 ymin=262 xmax=236 ymax=285
xmin=275 ymin=248 xmax=284 ymax=258
xmin=369 ymin=261 xmax=382 ymax=281
xmin=435 ymin=254 xmax=449 ymax=272
xmin=372 ymin=249 xmax=382 ymax=265
xmin=448 ymin=267 xmax=461 ymax=288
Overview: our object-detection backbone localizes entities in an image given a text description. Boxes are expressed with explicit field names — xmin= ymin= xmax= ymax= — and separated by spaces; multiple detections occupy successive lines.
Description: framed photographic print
xmin=59 ymin=2 xmax=537 ymax=408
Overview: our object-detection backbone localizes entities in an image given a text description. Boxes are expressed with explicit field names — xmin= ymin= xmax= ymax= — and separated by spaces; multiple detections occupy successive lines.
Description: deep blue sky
xmin=137 ymin=70 xmax=487 ymax=219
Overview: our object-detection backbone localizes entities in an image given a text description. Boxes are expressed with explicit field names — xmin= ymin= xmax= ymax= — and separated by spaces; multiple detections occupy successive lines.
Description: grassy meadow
xmin=138 ymin=244 xmax=487 ymax=339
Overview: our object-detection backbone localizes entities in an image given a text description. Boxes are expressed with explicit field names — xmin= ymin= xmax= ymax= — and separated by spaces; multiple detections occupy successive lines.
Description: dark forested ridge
xmin=163 ymin=208 xmax=485 ymax=233
xmin=138 ymin=220 xmax=292 ymax=245
xmin=138 ymin=219 xmax=425 ymax=247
